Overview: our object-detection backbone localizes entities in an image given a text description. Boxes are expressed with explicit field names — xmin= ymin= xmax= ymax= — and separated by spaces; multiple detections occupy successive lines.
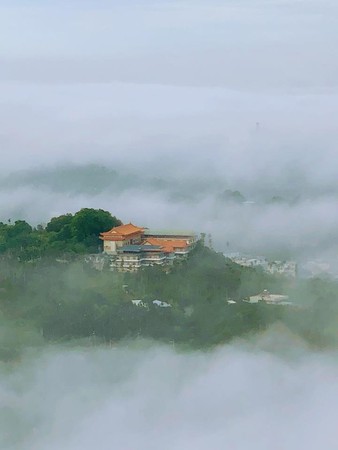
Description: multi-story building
xmin=110 ymin=244 xmax=167 ymax=272
xmin=100 ymin=223 xmax=196 ymax=272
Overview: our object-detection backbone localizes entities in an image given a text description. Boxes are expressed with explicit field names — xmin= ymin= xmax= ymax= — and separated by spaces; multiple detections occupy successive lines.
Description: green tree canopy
xmin=46 ymin=214 xmax=73 ymax=233
xmin=0 ymin=208 xmax=123 ymax=257
xmin=71 ymin=208 xmax=121 ymax=243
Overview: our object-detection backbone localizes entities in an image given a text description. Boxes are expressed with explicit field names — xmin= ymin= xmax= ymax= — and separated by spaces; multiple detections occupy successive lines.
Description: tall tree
xmin=71 ymin=208 xmax=121 ymax=248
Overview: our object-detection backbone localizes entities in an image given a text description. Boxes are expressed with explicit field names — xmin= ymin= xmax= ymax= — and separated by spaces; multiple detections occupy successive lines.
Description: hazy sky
xmin=0 ymin=0 xmax=337 ymax=257
xmin=1 ymin=0 xmax=338 ymax=88
xmin=1 ymin=0 xmax=337 ymax=166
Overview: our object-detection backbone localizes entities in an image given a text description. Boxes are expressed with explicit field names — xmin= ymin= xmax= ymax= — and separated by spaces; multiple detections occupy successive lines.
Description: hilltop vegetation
xmin=0 ymin=208 xmax=121 ymax=260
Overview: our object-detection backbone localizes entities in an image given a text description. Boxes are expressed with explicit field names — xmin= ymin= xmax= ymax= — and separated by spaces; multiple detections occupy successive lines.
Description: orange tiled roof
xmin=143 ymin=238 xmax=189 ymax=253
xmin=100 ymin=223 xmax=145 ymax=241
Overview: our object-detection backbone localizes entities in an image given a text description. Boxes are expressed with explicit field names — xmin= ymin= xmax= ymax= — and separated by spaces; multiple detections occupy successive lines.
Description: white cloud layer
xmin=1 ymin=334 xmax=338 ymax=450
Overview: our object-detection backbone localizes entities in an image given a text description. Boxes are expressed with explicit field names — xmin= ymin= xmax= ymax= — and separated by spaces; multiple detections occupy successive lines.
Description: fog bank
xmin=1 ymin=333 xmax=338 ymax=450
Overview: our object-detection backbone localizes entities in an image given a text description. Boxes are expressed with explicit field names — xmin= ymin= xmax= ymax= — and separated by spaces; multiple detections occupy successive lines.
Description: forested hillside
xmin=0 ymin=236 xmax=337 ymax=361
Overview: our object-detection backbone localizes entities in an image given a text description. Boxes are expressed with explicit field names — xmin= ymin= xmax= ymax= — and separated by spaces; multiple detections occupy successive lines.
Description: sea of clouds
xmin=1 ymin=331 xmax=338 ymax=450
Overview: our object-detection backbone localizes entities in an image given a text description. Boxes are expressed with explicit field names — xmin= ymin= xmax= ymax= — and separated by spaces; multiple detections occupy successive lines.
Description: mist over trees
xmin=0 ymin=231 xmax=337 ymax=361
xmin=1 ymin=163 xmax=338 ymax=259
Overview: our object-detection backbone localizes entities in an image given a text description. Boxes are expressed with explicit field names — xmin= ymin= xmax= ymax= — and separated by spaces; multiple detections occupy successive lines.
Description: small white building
xmin=131 ymin=300 xmax=148 ymax=308
xmin=153 ymin=300 xmax=172 ymax=308
xmin=247 ymin=290 xmax=291 ymax=305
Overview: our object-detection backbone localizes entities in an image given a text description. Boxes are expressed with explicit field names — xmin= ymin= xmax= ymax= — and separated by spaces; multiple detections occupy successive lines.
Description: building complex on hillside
xmin=224 ymin=252 xmax=297 ymax=278
xmin=99 ymin=223 xmax=196 ymax=272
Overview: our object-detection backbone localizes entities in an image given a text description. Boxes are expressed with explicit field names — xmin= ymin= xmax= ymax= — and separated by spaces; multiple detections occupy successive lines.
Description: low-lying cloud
xmin=1 ymin=161 xmax=338 ymax=259
xmin=1 ymin=333 xmax=338 ymax=450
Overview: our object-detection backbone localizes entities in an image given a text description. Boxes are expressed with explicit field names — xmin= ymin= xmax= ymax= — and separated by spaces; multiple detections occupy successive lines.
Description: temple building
xmin=100 ymin=223 xmax=196 ymax=272
xmin=100 ymin=223 xmax=145 ymax=254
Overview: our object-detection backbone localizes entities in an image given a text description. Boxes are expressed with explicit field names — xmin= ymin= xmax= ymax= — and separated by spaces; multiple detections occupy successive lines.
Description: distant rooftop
xmin=143 ymin=238 xmax=189 ymax=253
xmin=144 ymin=229 xmax=196 ymax=236
xmin=100 ymin=223 xmax=145 ymax=240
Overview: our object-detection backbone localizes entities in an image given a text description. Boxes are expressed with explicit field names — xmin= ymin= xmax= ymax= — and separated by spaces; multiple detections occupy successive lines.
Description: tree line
xmin=0 ymin=208 xmax=121 ymax=260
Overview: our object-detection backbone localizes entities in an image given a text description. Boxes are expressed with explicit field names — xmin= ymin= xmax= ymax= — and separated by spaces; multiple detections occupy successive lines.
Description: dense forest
xmin=0 ymin=210 xmax=338 ymax=361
